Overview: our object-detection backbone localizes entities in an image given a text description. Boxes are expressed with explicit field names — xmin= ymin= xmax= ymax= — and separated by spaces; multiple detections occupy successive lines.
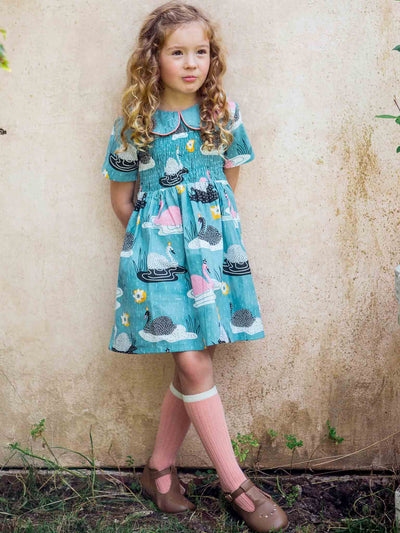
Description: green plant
xmin=284 ymin=433 xmax=303 ymax=471
xmin=284 ymin=484 xmax=301 ymax=507
xmin=267 ymin=428 xmax=279 ymax=440
xmin=125 ymin=454 xmax=136 ymax=471
xmin=375 ymin=41 xmax=400 ymax=152
xmin=8 ymin=418 xmax=106 ymax=500
xmin=326 ymin=419 xmax=344 ymax=445
xmin=284 ymin=434 xmax=303 ymax=451
xmin=194 ymin=468 xmax=218 ymax=485
xmin=0 ymin=29 xmax=10 ymax=71
xmin=276 ymin=476 xmax=301 ymax=507
xmin=4 ymin=418 xmax=153 ymax=528
xmin=231 ymin=432 xmax=259 ymax=464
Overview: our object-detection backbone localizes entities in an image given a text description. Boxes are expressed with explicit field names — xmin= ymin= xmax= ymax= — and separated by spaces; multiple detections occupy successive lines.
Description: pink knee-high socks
xmin=149 ymin=383 xmax=255 ymax=512
xmin=149 ymin=383 xmax=191 ymax=494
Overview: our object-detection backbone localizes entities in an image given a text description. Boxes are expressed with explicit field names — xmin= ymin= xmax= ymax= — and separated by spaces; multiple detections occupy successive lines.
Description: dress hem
xmin=108 ymin=331 xmax=266 ymax=355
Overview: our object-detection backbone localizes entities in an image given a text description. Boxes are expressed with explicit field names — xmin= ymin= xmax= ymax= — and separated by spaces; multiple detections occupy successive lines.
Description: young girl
xmin=101 ymin=2 xmax=288 ymax=531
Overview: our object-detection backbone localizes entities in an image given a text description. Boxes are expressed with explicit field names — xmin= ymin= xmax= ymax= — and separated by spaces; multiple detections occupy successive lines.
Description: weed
xmin=231 ymin=432 xmax=259 ymax=464
xmin=285 ymin=484 xmax=301 ymax=507
xmin=330 ymin=516 xmax=398 ymax=532
xmin=326 ymin=420 xmax=344 ymax=445
xmin=125 ymin=455 xmax=135 ymax=470
xmin=283 ymin=433 xmax=304 ymax=471
xmin=193 ymin=467 xmax=218 ymax=485
xmin=284 ymin=434 xmax=304 ymax=451
xmin=267 ymin=428 xmax=279 ymax=440
xmin=1 ymin=418 xmax=398 ymax=531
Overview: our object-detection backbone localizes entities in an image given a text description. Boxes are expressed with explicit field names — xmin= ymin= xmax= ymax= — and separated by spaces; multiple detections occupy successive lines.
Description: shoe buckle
xmin=224 ymin=492 xmax=233 ymax=503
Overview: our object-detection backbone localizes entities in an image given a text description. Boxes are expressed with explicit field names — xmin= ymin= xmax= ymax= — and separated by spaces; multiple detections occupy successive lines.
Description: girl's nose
xmin=184 ymin=53 xmax=197 ymax=68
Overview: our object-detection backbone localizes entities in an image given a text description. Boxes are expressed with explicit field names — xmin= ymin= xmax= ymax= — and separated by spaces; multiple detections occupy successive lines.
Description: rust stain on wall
xmin=333 ymin=120 xmax=381 ymax=289
xmin=339 ymin=120 xmax=379 ymax=217
xmin=378 ymin=0 xmax=396 ymax=74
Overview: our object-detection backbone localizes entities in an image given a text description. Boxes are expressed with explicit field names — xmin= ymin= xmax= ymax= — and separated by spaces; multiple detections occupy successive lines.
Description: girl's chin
xmin=161 ymin=84 xmax=201 ymax=100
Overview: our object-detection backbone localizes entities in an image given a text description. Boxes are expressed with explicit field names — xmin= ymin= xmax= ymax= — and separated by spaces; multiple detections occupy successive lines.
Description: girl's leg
xmin=172 ymin=345 xmax=216 ymax=391
xmin=148 ymin=346 xmax=217 ymax=494
xmin=174 ymin=348 xmax=256 ymax=513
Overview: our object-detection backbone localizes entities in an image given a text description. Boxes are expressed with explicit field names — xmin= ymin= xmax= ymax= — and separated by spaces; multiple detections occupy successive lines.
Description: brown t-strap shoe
xmin=224 ymin=478 xmax=288 ymax=532
xmin=140 ymin=457 xmax=196 ymax=513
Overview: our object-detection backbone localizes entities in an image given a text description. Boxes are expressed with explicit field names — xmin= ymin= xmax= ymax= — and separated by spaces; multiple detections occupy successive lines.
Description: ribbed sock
xmin=148 ymin=383 xmax=191 ymax=494
xmin=182 ymin=386 xmax=255 ymax=512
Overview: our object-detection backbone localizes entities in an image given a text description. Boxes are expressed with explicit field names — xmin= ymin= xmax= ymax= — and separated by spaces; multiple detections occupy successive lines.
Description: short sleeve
xmin=101 ymin=116 xmax=138 ymax=182
xmin=223 ymin=102 xmax=255 ymax=168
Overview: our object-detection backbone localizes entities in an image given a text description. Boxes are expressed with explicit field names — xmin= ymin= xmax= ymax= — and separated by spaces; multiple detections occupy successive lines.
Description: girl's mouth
xmin=183 ymin=77 xmax=197 ymax=82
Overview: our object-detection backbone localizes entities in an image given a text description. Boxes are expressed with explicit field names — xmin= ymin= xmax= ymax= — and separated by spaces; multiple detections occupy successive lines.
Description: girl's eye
xmin=171 ymin=49 xmax=208 ymax=56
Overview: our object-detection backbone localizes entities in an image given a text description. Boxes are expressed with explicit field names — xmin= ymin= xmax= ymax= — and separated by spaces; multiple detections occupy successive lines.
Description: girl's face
xmin=159 ymin=22 xmax=210 ymax=105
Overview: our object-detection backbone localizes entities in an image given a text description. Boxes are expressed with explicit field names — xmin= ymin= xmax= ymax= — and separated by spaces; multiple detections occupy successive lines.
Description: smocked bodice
xmin=102 ymin=101 xmax=255 ymax=192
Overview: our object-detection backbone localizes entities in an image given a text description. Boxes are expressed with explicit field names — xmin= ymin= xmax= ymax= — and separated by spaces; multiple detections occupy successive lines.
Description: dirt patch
xmin=0 ymin=468 xmax=398 ymax=531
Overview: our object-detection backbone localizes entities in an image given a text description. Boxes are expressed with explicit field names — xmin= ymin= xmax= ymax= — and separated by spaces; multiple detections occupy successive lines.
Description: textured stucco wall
xmin=1 ymin=0 xmax=400 ymax=471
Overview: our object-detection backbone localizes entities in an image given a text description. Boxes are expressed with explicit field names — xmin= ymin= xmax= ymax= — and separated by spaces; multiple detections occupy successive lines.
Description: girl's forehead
xmin=163 ymin=22 xmax=210 ymax=47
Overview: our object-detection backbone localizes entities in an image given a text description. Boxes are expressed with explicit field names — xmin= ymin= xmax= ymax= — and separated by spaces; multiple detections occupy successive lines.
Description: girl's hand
xmin=110 ymin=180 xmax=138 ymax=229
xmin=223 ymin=166 xmax=240 ymax=193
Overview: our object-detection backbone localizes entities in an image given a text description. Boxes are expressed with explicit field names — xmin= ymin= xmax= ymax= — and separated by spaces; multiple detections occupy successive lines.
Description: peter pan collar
xmin=151 ymin=103 xmax=201 ymax=136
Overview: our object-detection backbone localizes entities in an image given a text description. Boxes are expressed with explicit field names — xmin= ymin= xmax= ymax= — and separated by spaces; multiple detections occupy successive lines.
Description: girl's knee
xmin=173 ymin=350 xmax=213 ymax=384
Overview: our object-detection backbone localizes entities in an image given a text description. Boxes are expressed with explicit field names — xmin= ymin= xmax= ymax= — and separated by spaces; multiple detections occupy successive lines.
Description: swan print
xmin=142 ymin=195 xmax=183 ymax=235
xmin=223 ymin=244 xmax=251 ymax=276
xmin=138 ymin=147 xmax=155 ymax=172
xmin=221 ymin=188 xmax=240 ymax=229
xmin=223 ymin=101 xmax=253 ymax=168
xmin=103 ymin=102 xmax=265 ymax=354
xmin=139 ymin=307 xmax=198 ymax=343
xmin=229 ymin=302 xmax=264 ymax=335
xmin=111 ymin=326 xmax=137 ymax=353
xmin=159 ymin=146 xmax=188 ymax=187
xmin=136 ymin=242 xmax=187 ymax=283
xmin=188 ymin=170 xmax=219 ymax=203
xmin=187 ymin=258 xmax=223 ymax=308
xmin=120 ymin=232 xmax=134 ymax=257
xmin=109 ymin=142 xmax=139 ymax=172
xmin=115 ymin=287 xmax=123 ymax=309
xmin=187 ymin=213 xmax=223 ymax=251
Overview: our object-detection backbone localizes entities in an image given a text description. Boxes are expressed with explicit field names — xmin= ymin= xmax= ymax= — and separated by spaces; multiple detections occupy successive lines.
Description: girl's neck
xmin=158 ymin=92 xmax=200 ymax=112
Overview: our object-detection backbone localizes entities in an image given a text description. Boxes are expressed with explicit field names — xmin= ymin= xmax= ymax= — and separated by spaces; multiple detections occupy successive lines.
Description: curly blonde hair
xmin=116 ymin=0 xmax=233 ymax=156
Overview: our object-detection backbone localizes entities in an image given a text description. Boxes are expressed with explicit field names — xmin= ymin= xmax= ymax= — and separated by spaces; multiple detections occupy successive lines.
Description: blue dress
xmin=102 ymin=100 xmax=266 ymax=354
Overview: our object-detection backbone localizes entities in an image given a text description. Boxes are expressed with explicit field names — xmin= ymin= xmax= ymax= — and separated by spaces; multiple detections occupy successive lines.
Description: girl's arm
xmin=110 ymin=177 xmax=139 ymax=229
xmin=223 ymin=166 xmax=240 ymax=193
